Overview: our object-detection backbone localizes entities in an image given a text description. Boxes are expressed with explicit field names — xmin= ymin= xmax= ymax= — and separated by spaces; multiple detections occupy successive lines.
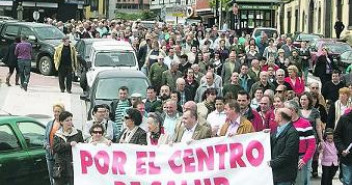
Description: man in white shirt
xmin=174 ymin=109 xmax=212 ymax=143
xmin=162 ymin=100 xmax=181 ymax=138
xmin=207 ymin=97 xmax=226 ymax=136
xmin=164 ymin=48 xmax=179 ymax=69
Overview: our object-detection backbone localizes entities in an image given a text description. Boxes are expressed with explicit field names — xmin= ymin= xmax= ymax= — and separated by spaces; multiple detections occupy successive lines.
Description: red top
xmin=284 ymin=77 xmax=305 ymax=96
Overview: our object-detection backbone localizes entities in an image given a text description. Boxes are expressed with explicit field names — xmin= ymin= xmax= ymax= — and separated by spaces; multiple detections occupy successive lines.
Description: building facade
xmin=108 ymin=0 xmax=150 ymax=19
xmin=0 ymin=0 xmax=85 ymax=22
xmin=277 ymin=0 xmax=352 ymax=38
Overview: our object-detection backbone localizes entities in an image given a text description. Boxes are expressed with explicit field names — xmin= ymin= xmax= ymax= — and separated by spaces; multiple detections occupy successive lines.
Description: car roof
xmin=96 ymin=69 xmax=147 ymax=79
xmin=0 ymin=115 xmax=39 ymax=122
xmin=79 ymin=38 xmax=112 ymax=44
xmin=4 ymin=21 xmax=54 ymax=27
xmin=91 ymin=40 xmax=133 ymax=50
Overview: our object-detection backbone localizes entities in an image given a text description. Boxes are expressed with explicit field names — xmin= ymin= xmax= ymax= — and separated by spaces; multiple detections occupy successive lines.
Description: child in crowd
xmin=320 ymin=128 xmax=339 ymax=185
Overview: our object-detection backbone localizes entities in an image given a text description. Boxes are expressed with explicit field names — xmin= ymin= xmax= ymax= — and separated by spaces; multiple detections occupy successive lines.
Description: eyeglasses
xmin=92 ymin=131 xmax=103 ymax=134
xmin=276 ymin=90 xmax=284 ymax=93
xmin=124 ymin=115 xmax=130 ymax=120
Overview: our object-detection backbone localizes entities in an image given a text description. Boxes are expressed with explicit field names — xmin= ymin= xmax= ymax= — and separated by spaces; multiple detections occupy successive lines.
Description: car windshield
xmin=324 ymin=43 xmax=352 ymax=53
xmin=254 ymin=29 xmax=277 ymax=38
xmin=95 ymin=77 xmax=149 ymax=100
xmin=94 ymin=51 xmax=136 ymax=67
xmin=297 ymin=34 xmax=322 ymax=42
xmin=85 ymin=44 xmax=92 ymax=58
xmin=34 ymin=27 xmax=65 ymax=40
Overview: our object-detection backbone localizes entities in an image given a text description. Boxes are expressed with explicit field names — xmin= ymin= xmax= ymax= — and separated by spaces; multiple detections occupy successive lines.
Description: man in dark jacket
xmin=334 ymin=19 xmax=345 ymax=39
xmin=334 ymin=111 xmax=352 ymax=184
xmin=4 ymin=37 xmax=20 ymax=86
xmin=269 ymin=107 xmax=299 ymax=185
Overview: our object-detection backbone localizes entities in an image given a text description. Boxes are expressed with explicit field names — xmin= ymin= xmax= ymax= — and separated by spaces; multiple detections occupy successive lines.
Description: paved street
xmin=0 ymin=65 xmax=87 ymax=130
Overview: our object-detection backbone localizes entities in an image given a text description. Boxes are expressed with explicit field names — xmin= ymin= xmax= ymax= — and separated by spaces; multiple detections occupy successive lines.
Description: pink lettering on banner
xmin=196 ymin=146 xmax=214 ymax=171
xmin=246 ymin=140 xmax=264 ymax=167
xmin=80 ymin=150 xmax=93 ymax=174
xmin=214 ymin=177 xmax=229 ymax=185
xmin=214 ymin=144 xmax=228 ymax=170
xmin=184 ymin=149 xmax=196 ymax=173
xmin=112 ymin=151 xmax=127 ymax=175
xmin=149 ymin=152 xmax=161 ymax=174
xmin=229 ymin=143 xmax=246 ymax=168
xmin=95 ymin=151 xmax=110 ymax=174
xmin=136 ymin=152 xmax=147 ymax=175
xmin=168 ymin=150 xmax=182 ymax=174
xmin=151 ymin=181 xmax=161 ymax=185
xmin=167 ymin=181 xmax=176 ymax=185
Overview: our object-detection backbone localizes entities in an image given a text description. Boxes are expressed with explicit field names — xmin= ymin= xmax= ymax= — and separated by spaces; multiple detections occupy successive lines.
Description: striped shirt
xmin=114 ymin=100 xmax=130 ymax=133
xmin=292 ymin=117 xmax=316 ymax=163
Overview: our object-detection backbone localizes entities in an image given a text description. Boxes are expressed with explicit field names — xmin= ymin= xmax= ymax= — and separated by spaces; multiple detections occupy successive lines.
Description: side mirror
xmin=28 ymin=35 xmax=36 ymax=42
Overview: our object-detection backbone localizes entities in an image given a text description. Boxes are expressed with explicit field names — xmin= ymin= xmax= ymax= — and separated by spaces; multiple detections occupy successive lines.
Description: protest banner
xmin=72 ymin=132 xmax=273 ymax=185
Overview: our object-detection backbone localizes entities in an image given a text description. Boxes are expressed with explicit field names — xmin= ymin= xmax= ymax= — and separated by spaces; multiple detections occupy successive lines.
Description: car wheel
xmin=38 ymin=56 xmax=53 ymax=76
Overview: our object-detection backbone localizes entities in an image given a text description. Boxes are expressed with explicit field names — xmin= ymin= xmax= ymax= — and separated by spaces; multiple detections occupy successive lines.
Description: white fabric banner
xmin=72 ymin=132 xmax=273 ymax=185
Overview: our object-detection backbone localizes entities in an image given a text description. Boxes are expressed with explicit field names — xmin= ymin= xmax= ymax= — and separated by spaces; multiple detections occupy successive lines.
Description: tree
xmin=115 ymin=11 xmax=157 ymax=20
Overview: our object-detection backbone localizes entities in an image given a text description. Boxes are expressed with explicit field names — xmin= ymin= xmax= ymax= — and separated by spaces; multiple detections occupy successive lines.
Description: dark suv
xmin=0 ymin=21 xmax=65 ymax=75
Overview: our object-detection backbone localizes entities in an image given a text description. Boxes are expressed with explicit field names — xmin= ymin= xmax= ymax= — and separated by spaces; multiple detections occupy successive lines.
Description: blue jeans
xmin=46 ymin=159 xmax=54 ymax=185
xmin=303 ymin=67 xmax=309 ymax=84
xmin=342 ymin=163 xmax=352 ymax=185
xmin=17 ymin=59 xmax=31 ymax=86
xmin=296 ymin=158 xmax=312 ymax=185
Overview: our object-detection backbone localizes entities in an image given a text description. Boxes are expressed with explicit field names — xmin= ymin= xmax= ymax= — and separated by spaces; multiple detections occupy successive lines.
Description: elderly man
xmin=272 ymin=69 xmax=293 ymax=90
xmin=281 ymin=37 xmax=294 ymax=58
xmin=285 ymin=100 xmax=316 ymax=185
xmin=173 ymin=109 xmax=212 ymax=143
xmin=221 ymin=51 xmax=241 ymax=85
xmin=162 ymin=60 xmax=183 ymax=91
xmin=162 ymin=100 xmax=182 ymax=138
xmin=269 ymin=108 xmax=299 ymax=185
xmin=219 ymin=99 xmax=255 ymax=136
xmin=176 ymin=78 xmax=192 ymax=106
xmin=223 ymin=72 xmax=244 ymax=99
xmin=191 ymin=64 xmax=205 ymax=84
xmin=248 ymin=59 xmax=261 ymax=82
xmin=194 ymin=71 xmax=222 ymax=103
xmin=249 ymin=71 xmax=275 ymax=98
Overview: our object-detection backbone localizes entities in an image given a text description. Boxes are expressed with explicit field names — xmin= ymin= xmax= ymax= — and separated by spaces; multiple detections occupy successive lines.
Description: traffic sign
xmin=33 ymin=11 xmax=40 ymax=21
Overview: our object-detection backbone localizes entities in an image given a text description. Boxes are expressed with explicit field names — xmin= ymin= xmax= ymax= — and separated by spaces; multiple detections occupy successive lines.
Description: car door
xmin=0 ymin=24 xmax=20 ymax=59
xmin=16 ymin=121 xmax=49 ymax=184
xmin=0 ymin=123 xmax=33 ymax=185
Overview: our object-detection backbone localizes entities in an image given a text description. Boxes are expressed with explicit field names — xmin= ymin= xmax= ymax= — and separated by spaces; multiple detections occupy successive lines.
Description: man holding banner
xmin=269 ymin=108 xmax=299 ymax=185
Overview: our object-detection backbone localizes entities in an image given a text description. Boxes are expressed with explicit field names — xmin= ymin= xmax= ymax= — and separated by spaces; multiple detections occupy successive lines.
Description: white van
xmin=86 ymin=40 xmax=138 ymax=87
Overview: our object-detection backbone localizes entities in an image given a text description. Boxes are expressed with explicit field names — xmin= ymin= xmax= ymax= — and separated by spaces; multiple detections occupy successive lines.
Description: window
xmin=4 ymin=25 xmax=19 ymax=37
xmin=287 ymin=11 xmax=292 ymax=34
xmin=20 ymin=27 xmax=34 ymax=38
xmin=318 ymin=7 xmax=321 ymax=32
xmin=349 ymin=0 xmax=352 ymax=27
xmin=17 ymin=122 xmax=45 ymax=148
xmin=0 ymin=124 xmax=21 ymax=152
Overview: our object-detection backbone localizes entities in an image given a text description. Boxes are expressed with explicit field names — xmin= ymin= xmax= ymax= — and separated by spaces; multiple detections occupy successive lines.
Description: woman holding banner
xmin=53 ymin=111 xmax=84 ymax=185
xmin=116 ymin=108 xmax=147 ymax=145
xmin=146 ymin=112 xmax=171 ymax=145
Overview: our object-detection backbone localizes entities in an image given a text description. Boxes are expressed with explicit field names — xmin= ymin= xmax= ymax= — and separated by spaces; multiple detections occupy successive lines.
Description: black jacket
xmin=137 ymin=44 xmax=148 ymax=68
xmin=53 ymin=129 xmax=84 ymax=178
xmin=270 ymin=123 xmax=299 ymax=183
xmin=314 ymin=55 xmax=338 ymax=78
xmin=3 ymin=42 xmax=18 ymax=67
xmin=334 ymin=112 xmax=352 ymax=165
xmin=116 ymin=127 xmax=147 ymax=145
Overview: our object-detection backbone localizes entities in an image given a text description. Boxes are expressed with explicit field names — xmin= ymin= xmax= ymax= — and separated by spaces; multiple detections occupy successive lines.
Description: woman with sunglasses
xmin=116 ymin=108 xmax=147 ymax=145
xmin=87 ymin=124 xmax=111 ymax=145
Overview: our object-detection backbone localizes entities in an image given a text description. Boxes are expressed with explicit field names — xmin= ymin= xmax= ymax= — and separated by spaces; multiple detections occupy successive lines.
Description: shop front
xmin=229 ymin=0 xmax=279 ymax=34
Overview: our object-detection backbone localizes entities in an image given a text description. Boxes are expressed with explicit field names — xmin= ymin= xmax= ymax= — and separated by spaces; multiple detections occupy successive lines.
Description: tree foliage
xmin=209 ymin=0 xmax=233 ymax=11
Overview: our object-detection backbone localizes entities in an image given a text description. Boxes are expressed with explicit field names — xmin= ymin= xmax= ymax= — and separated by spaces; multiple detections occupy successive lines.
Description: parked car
xmin=84 ymin=40 xmax=139 ymax=89
xmin=0 ymin=21 xmax=65 ymax=75
xmin=0 ymin=116 xmax=49 ymax=185
xmin=334 ymin=50 xmax=352 ymax=71
xmin=251 ymin=27 xmax=278 ymax=38
xmin=310 ymin=39 xmax=352 ymax=67
xmin=80 ymin=70 xmax=150 ymax=119
xmin=74 ymin=38 xmax=112 ymax=82
xmin=292 ymin=32 xmax=324 ymax=48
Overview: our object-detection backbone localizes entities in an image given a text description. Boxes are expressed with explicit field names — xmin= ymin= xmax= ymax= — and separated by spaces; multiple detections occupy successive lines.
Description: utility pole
xmin=215 ymin=0 xmax=219 ymax=26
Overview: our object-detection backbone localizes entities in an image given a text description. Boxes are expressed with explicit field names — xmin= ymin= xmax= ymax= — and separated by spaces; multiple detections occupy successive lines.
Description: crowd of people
xmin=2 ymin=18 xmax=352 ymax=185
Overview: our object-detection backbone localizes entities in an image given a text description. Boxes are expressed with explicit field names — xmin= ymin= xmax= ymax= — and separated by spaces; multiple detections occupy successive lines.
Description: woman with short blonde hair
xmin=285 ymin=65 xmax=305 ymax=96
